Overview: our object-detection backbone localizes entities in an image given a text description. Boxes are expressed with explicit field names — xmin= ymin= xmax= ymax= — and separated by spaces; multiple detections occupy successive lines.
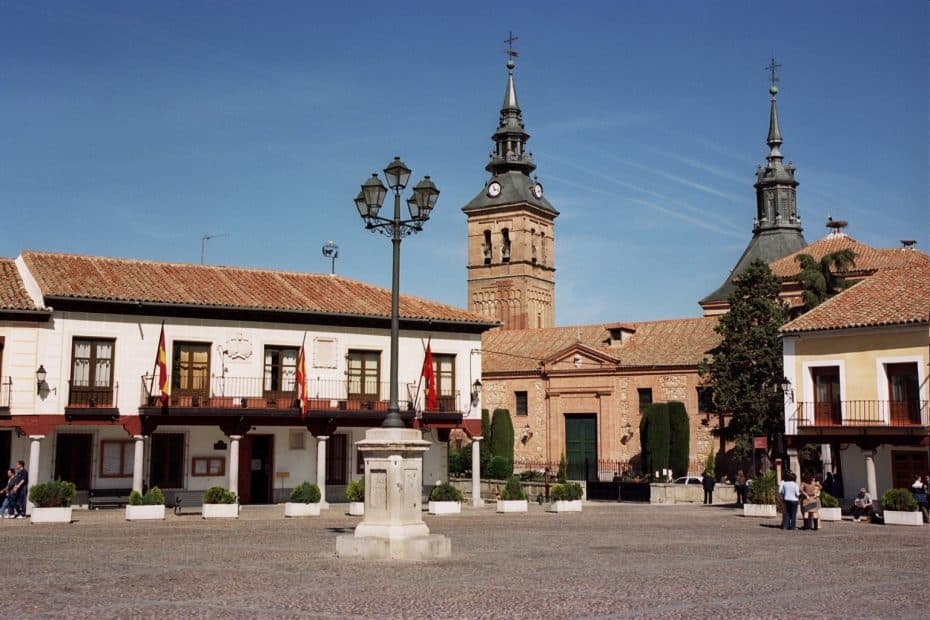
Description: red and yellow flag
xmin=156 ymin=324 xmax=169 ymax=406
xmin=295 ymin=336 xmax=308 ymax=418
xmin=421 ymin=341 xmax=436 ymax=411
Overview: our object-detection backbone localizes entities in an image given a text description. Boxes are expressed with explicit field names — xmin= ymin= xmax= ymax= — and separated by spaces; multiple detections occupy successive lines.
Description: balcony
xmin=793 ymin=400 xmax=928 ymax=430
xmin=65 ymin=380 xmax=119 ymax=421
xmin=140 ymin=375 xmax=465 ymax=416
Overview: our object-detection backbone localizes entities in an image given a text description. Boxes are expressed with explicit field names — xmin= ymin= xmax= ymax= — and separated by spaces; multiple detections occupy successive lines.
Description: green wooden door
xmin=565 ymin=415 xmax=597 ymax=481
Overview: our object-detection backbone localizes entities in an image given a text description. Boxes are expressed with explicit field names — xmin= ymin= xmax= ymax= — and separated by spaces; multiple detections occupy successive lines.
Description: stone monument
xmin=336 ymin=428 xmax=451 ymax=560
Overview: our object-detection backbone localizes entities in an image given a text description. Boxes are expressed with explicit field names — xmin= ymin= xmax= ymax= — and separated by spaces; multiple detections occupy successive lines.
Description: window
xmin=288 ymin=430 xmax=306 ymax=450
xmin=70 ymin=338 xmax=115 ymax=406
xmin=697 ymin=387 xmax=715 ymax=413
xmin=811 ymin=366 xmax=841 ymax=425
xmin=637 ymin=388 xmax=652 ymax=414
xmin=887 ymin=362 xmax=920 ymax=425
xmin=172 ymin=342 xmax=210 ymax=396
xmin=264 ymin=346 xmax=298 ymax=397
xmin=501 ymin=228 xmax=511 ymax=262
xmin=347 ymin=350 xmax=380 ymax=402
xmin=515 ymin=391 xmax=528 ymax=416
xmin=326 ymin=434 xmax=348 ymax=485
xmin=433 ymin=354 xmax=455 ymax=411
xmin=191 ymin=456 xmax=225 ymax=477
xmin=891 ymin=451 xmax=928 ymax=489
xmin=150 ymin=433 xmax=184 ymax=489
xmin=100 ymin=440 xmax=134 ymax=478
xmin=482 ymin=230 xmax=492 ymax=265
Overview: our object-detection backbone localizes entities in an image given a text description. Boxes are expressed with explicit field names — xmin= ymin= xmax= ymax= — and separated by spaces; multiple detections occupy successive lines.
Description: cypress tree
xmin=667 ymin=401 xmax=690 ymax=478
xmin=489 ymin=408 xmax=514 ymax=477
xmin=641 ymin=403 xmax=670 ymax=476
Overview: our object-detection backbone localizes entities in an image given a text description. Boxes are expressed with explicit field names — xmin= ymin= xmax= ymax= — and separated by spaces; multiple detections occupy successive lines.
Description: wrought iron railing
xmin=793 ymin=400 xmax=928 ymax=428
xmin=67 ymin=380 xmax=117 ymax=407
xmin=0 ymin=377 xmax=11 ymax=409
xmin=140 ymin=374 xmax=464 ymax=413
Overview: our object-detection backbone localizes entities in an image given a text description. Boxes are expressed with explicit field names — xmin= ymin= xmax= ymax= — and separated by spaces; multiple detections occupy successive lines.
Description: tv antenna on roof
xmin=201 ymin=233 xmax=230 ymax=264
xmin=322 ymin=240 xmax=339 ymax=275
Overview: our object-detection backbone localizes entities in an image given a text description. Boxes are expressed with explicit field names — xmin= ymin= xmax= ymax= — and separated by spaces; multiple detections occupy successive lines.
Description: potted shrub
xmin=202 ymin=486 xmax=238 ymax=519
xmin=881 ymin=488 xmax=922 ymax=526
xmin=496 ymin=475 xmax=528 ymax=513
xmin=743 ymin=471 xmax=778 ymax=518
xmin=125 ymin=487 xmax=166 ymax=521
xmin=819 ymin=491 xmax=842 ymax=521
xmin=284 ymin=482 xmax=322 ymax=517
xmin=29 ymin=480 xmax=76 ymax=523
xmin=548 ymin=482 xmax=583 ymax=513
xmin=428 ymin=482 xmax=464 ymax=515
xmin=346 ymin=479 xmax=365 ymax=516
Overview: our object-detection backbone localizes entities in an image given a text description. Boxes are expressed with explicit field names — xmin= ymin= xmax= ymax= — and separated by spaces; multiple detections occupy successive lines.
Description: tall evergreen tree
xmin=699 ymin=259 xmax=789 ymax=459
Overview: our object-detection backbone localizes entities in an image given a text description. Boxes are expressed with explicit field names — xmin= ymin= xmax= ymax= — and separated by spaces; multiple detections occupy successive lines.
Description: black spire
xmin=486 ymin=59 xmax=536 ymax=176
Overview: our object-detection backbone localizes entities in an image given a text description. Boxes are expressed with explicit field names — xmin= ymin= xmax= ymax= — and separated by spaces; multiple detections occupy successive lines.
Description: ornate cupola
xmin=463 ymin=53 xmax=558 ymax=330
xmin=700 ymin=58 xmax=807 ymax=315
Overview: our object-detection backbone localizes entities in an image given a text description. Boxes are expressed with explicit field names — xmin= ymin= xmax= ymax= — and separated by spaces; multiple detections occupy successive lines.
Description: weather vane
xmin=765 ymin=55 xmax=781 ymax=88
xmin=505 ymin=31 xmax=519 ymax=59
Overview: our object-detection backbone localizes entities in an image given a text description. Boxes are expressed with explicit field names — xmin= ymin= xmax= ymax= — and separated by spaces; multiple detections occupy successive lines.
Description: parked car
xmin=673 ymin=476 xmax=702 ymax=485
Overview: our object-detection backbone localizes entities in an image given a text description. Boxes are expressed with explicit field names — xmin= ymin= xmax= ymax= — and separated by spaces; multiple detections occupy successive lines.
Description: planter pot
xmin=428 ymin=501 xmax=462 ymax=515
xmin=743 ymin=503 xmax=777 ymax=518
xmin=819 ymin=507 xmax=842 ymax=522
xmin=496 ymin=500 xmax=528 ymax=513
xmin=202 ymin=503 xmax=238 ymax=519
xmin=548 ymin=500 xmax=582 ymax=513
xmin=348 ymin=501 xmax=365 ymax=516
xmin=883 ymin=510 xmax=923 ymax=526
xmin=284 ymin=502 xmax=321 ymax=517
xmin=125 ymin=504 xmax=166 ymax=521
xmin=30 ymin=506 xmax=73 ymax=524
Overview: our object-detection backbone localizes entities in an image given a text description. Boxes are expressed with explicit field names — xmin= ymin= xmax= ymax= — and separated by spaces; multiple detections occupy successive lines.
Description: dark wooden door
xmin=887 ymin=363 xmax=920 ymax=425
xmin=150 ymin=434 xmax=184 ymax=489
xmin=812 ymin=367 xmax=841 ymax=425
xmin=250 ymin=435 xmax=273 ymax=504
xmin=0 ymin=431 xmax=9 ymax=477
xmin=54 ymin=433 xmax=92 ymax=490
xmin=891 ymin=451 xmax=928 ymax=489
xmin=565 ymin=415 xmax=597 ymax=481
xmin=238 ymin=436 xmax=253 ymax=504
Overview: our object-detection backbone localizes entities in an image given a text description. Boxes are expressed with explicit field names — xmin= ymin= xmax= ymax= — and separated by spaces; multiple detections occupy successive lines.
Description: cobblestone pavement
xmin=8 ymin=502 xmax=927 ymax=619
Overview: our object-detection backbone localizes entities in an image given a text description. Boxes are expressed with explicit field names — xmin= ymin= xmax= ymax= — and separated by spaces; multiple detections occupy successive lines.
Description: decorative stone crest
xmin=223 ymin=333 xmax=253 ymax=361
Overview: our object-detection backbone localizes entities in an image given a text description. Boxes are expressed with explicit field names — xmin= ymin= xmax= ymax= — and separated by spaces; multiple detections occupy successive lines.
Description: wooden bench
xmin=88 ymin=488 xmax=133 ymax=509
xmin=172 ymin=490 xmax=205 ymax=515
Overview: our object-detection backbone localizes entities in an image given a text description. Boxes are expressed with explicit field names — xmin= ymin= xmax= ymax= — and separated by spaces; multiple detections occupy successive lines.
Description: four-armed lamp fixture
xmin=353 ymin=157 xmax=439 ymax=429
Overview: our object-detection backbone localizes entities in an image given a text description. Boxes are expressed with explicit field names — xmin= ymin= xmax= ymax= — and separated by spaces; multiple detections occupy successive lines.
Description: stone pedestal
xmin=336 ymin=428 xmax=451 ymax=560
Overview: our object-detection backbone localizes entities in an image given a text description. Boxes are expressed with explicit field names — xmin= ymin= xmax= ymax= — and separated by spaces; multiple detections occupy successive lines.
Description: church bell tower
xmin=463 ymin=58 xmax=558 ymax=330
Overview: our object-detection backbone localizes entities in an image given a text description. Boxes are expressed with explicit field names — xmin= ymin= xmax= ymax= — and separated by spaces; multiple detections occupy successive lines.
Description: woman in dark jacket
xmin=702 ymin=471 xmax=716 ymax=505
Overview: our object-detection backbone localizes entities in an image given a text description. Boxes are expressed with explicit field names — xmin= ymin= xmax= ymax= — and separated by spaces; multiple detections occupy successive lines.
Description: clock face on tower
xmin=487 ymin=181 xmax=502 ymax=197
xmin=532 ymin=183 xmax=543 ymax=198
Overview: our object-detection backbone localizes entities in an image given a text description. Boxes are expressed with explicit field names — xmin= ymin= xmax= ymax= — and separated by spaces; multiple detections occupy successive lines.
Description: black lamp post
xmin=354 ymin=157 xmax=439 ymax=428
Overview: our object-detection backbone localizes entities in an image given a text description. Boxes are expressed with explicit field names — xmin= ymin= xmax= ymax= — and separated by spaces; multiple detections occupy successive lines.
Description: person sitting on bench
xmin=851 ymin=488 xmax=872 ymax=522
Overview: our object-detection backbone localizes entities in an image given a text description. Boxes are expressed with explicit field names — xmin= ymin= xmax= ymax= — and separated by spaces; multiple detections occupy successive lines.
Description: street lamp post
xmin=354 ymin=157 xmax=439 ymax=428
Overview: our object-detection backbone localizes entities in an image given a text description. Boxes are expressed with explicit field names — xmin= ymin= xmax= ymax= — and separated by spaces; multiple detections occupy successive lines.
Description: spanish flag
xmin=421 ymin=340 xmax=436 ymax=411
xmin=156 ymin=324 xmax=169 ymax=406
xmin=296 ymin=334 xmax=308 ymax=418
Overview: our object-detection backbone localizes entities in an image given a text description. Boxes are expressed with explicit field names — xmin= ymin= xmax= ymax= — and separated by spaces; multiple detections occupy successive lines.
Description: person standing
xmin=779 ymin=472 xmax=800 ymax=530
xmin=701 ymin=471 xmax=716 ymax=505
xmin=0 ymin=469 xmax=16 ymax=517
xmin=799 ymin=473 xmax=820 ymax=530
xmin=734 ymin=470 xmax=747 ymax=507
xmin=11 ymin=460 xmax=27 ymax=518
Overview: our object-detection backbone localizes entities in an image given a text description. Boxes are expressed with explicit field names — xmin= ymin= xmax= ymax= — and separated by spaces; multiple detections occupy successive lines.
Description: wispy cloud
xmin=647 ymin=148 xmax=747 ymax=185
xmin=607 ymin=155 xmax=746 ymax=204
xmin=536 ymin=110 xmax=650 ymax=135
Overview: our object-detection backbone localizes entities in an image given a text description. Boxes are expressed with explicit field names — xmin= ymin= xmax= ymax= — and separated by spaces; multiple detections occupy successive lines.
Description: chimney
xmin=901 ymin=240 xmax=917 ymax=250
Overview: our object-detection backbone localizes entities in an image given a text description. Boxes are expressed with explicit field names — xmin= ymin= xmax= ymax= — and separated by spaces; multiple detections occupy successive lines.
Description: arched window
xmin=482 ymin=230 xmax=492 ymax=265
xmin=501 ymin=228 xmax=511 ymax=263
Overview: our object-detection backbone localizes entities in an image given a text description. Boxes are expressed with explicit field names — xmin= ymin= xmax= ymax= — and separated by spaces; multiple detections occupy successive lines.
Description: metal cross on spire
xmin=505 ymin=31 xmax=519 ymax=58
xmin=765 ymin=55 xmax=782 ymax=87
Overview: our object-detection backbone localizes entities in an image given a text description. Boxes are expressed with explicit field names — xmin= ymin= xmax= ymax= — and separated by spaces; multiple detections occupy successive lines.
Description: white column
xmin=316 ymin=436 xmax=329 ymax=509
xmin=821 ymin=444 xmax=832 ymax=479
xmin=229 ymin=435 xmax=242 ymax=500
xmin=471 ymin=436 xmax=483 ymax=507
xmin=27 ymin=435 xmax=44 ymax=516
xmin=864 ymin=450 xmax=877 ymax=501
xmin=787 ymin=449 xmax=800 ymax=478
xmin=132 ymin=435 xmax=145 ymax=494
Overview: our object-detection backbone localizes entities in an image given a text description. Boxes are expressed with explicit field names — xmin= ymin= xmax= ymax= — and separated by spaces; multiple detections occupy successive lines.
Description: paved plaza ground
xmin=8 ymin=501 xmax=927 ymax=619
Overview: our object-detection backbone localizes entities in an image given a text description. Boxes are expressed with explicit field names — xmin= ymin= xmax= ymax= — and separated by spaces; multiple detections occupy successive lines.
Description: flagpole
xmin=412 ymin=337 xmax=427 ymax=412
xmin=147 ymin=321 xmax=165 ymax=401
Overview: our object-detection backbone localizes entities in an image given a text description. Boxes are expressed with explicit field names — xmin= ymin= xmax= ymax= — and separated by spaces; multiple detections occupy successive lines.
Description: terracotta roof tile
xmin=781 ymin=264 xmax=930 ymax=333
xmin=0 ymin=258 xmax=40 ymax=311
xmin=769 ymin=234 xmax=930 ymax=279
xmin=19 ymin=251 xmax=496 ymax=325
xmin=483 ymin=317 xmax=720 ymax=373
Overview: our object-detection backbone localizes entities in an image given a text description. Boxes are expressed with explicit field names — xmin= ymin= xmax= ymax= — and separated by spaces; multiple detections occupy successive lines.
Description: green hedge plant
xmin=129 ymin=490 xmax=144 ymax=506
xmin=429 ymin=482 xmax=464 ymax=503
xmin=145 ymin=487 xmax=165 ymax=505
xmin=487 ymin=455 xmax=511 ymax=480
xmin=29 ymin=480 xmax=77 ymax=508
xmin=289 ymin=482 xmax=322 ymax=504
xmin=345 ymin=479 xmax=365 ymax=502
xmin=203 ymin=486 xmax=236 ymax=504
xmin=819 ymin=491 xmax=839 ymax=508
xmin=881 ymin=488 xmax=918 ymax=512
xmin=747 ymin=471 xmax=777 ymax=505
xmin=551 ymin=482 xmax=583 ymax=501
xmin=499 ymin=475 xmax=525 ymax=501
xmin=667 ymin=401 xmax=690 ymax=478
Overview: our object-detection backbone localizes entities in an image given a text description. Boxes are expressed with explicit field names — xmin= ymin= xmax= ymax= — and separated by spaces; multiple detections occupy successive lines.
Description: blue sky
xmin=2 ymin=1 xmax=927 ymax=325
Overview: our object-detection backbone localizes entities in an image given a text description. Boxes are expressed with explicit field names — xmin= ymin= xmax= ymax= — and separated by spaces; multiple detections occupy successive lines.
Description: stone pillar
xmin=864 ymin=450 xmax=877 ymax=501
xmin=27 ymin=435 xmax=44 ymax=516
xmin=228 ymin=435 xmax=242 ymax=499
xmin=132 ymin=435 xmax=145 ymax=494
xmin=471 ymin=436 xmax=484 ymax=507
xmin=787 ymin=448 xmax=800 ymax=478
xmin=316 ymin=436 xmax=329 ymax=509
